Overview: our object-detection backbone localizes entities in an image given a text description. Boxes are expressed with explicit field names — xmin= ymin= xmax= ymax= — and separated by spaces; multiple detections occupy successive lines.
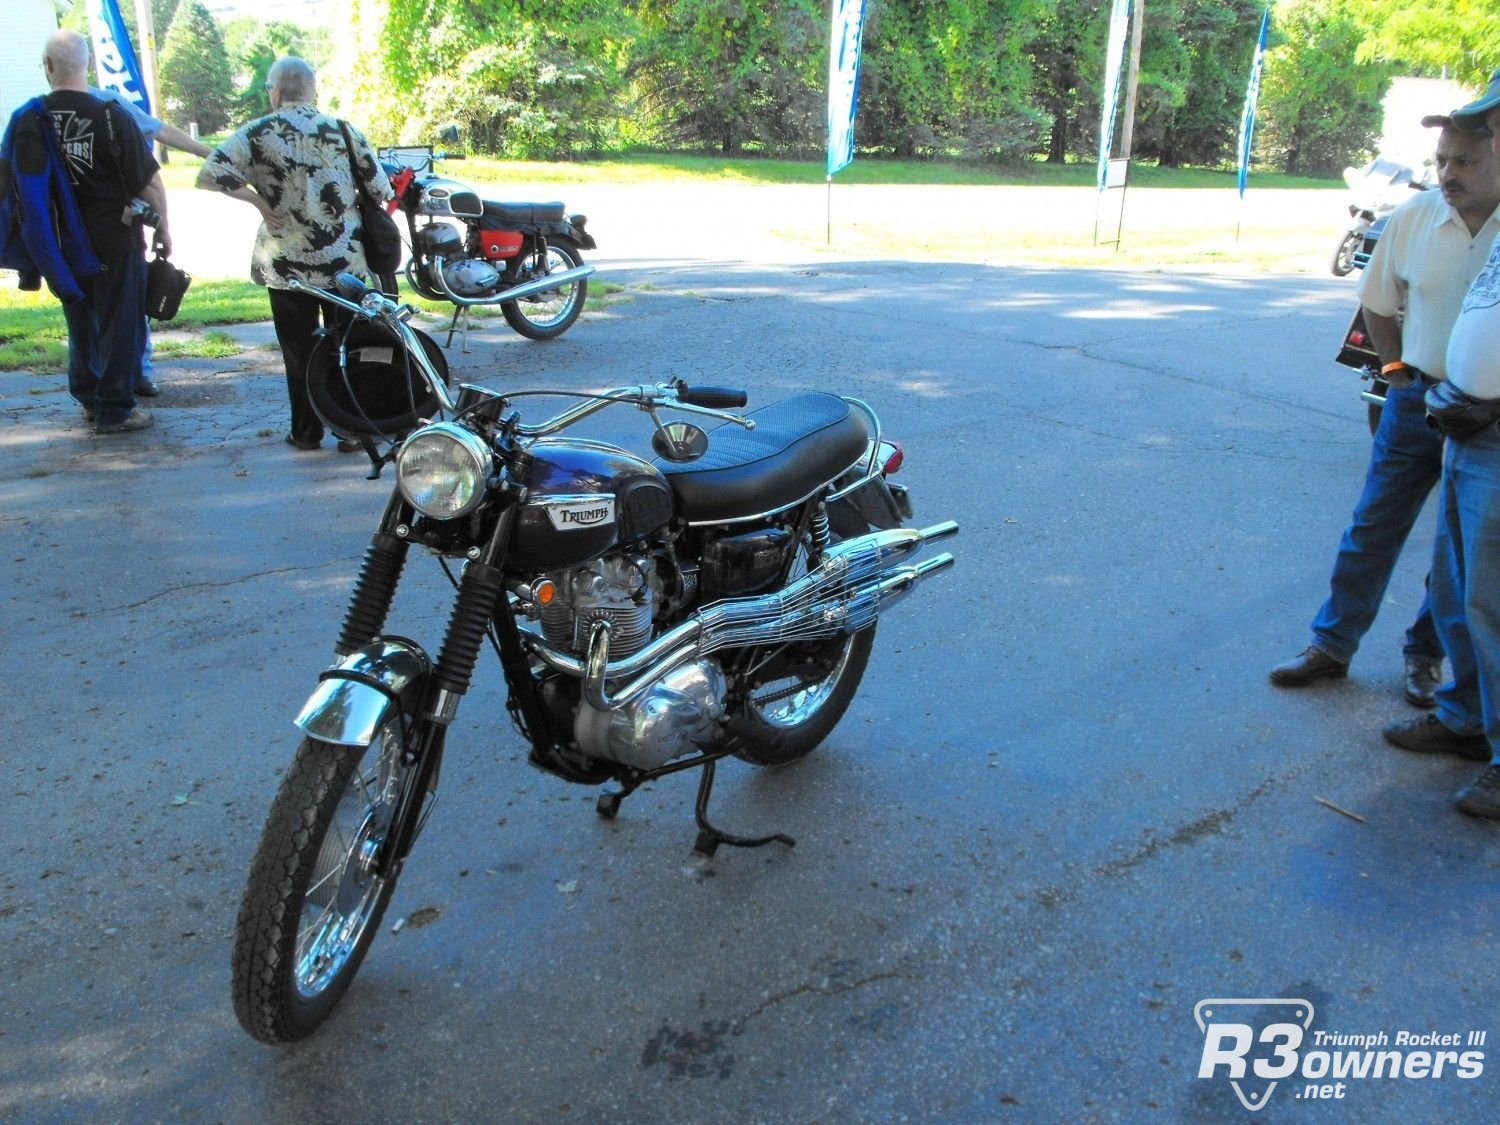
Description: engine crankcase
xmin=574 ymin=658 xmax=727 ymax=770
xmin=441 ymin=256 xmax=503 ymax=297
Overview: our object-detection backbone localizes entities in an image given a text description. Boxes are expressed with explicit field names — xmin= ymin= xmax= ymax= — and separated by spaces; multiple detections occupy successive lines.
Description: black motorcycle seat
xmin=656 ymin=393 xmax=869 ymax=524
xmin=482 ymin=201 xmax=567 ymax=225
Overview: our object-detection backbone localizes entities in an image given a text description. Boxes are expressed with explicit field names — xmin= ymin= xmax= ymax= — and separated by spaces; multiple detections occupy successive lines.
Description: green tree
xmin=342 ymin=0 xmax=631 ymax=156
xmin=158 ymin=0 xmax=234 ymax=131
xmin=1358 ymin=0 xmax=1499 ymax=90
xmin=860 ymin=0 xmax=1048 ymax=162
xmin=633 ymin=0 xmax=824 ymax=155
xmin=1136 ymin=0 xmax=1265 ymax=168
xmin=1255 ymin=0 xmax=1390 ymax=175
xmin=1029 ymin=0 xmax=1107 ymax=164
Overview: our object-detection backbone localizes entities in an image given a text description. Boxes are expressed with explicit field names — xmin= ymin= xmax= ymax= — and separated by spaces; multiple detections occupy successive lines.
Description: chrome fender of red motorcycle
xmin=293 ymin=637 xmax=431 ymax=747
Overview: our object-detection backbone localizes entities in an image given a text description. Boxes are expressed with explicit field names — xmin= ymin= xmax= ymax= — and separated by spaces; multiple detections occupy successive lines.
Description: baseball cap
xmin=1451 ymin=67 xmax=1500 ymax=134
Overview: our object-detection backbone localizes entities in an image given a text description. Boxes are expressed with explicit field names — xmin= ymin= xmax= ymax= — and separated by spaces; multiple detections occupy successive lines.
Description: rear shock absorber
xmin=809 ymin=503 xmax=832 ymax=560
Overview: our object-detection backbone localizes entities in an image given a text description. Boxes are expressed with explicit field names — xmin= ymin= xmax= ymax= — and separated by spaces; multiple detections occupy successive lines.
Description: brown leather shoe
xmin=1404 ymin=655 xmax=1443 ymax=709
xmin=1269 ymin=646 xmax=1348 ymax=686
xmin=1383 ymin=714 xmax=1491 ymax=761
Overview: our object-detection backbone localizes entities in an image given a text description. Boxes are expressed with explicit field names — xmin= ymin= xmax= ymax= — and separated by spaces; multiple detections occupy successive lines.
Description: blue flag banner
xmin=1097 ymin=0 xmax=1132 ymax=191
xmin=827 ymin=0 xmax=866 ymax=178
xmin=1237 ymin=9 xmax=1270 ymax=200
xmin=87 ymin=0 xmax=150 ymax=114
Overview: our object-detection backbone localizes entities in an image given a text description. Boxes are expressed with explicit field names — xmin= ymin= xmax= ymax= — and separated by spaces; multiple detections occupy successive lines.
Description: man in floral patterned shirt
xmin=196 ymin=56 xmax=392 ymax=451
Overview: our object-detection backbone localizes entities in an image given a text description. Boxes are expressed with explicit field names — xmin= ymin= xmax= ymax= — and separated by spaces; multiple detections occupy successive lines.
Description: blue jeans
xmin=1309 ymin=380 xmax=1444 ymax=663
xmin=1431 ymin=421 xmax=1500 ymax=761
xmin=63 ymin=248 xmax=146 ymax=427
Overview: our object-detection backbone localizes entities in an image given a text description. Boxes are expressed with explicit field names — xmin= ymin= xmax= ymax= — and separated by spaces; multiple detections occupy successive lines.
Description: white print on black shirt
xmin=48 ymin=110 xmax=96 ymax=183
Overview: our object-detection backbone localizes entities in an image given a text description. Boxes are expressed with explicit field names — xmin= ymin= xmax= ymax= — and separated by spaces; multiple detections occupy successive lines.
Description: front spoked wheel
xmin=231 ymin=718 xmax=415 ymax=1043
xmin=501 ymin=240 xmax=587 ymax=340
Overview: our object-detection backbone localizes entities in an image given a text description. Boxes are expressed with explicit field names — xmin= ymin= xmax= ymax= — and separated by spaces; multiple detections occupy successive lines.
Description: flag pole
xmin=827 ymin=176 xmax=832 ymax=244
xmin=133 ymin=0 xmax=163 ymax=161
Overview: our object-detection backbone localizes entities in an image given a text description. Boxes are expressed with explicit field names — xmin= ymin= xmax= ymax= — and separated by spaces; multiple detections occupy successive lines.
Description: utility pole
xmin=1119 ymin=0 xmax=1143 ymax=163
xmin=133 ymin=0 xmax=164 ymax=160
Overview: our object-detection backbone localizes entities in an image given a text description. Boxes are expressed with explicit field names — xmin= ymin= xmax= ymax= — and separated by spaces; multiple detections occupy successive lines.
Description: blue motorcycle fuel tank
xmin=509 ymin=439 xmax=675 ymax=570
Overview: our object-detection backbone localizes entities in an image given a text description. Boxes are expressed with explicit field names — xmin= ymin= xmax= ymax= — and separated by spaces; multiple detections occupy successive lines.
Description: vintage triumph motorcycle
xmin=230 ymin=274 xmax=959 ymax=1044
xmin=379 ymin=143 xmax=595 ymax=342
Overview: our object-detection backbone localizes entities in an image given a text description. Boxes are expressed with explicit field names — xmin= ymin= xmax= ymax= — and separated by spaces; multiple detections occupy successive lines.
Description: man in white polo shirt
xmin=1271 ymin=116 xmax=1500 ymax=712
xmin=1417 ymin=69 xmax=1500 ymax=817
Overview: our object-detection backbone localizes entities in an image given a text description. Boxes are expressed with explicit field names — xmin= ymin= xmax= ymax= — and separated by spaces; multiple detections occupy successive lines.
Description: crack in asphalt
xmin=731 ymin=964 xmax=911 ymax=1034
xmin=113 ymin=558 xmax=357 ymax=612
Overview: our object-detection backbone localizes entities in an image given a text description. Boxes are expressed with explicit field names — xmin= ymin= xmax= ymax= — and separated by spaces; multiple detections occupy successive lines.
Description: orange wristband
xmin=1381 ymin=361 xmax=1408 ymax=376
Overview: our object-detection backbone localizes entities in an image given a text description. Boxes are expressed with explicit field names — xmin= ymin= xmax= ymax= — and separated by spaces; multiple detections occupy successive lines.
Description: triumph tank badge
xmin=542 ymin=496 xmax=616 ymax=531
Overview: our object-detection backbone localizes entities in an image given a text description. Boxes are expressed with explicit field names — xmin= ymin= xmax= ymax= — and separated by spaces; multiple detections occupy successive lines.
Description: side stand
xmin=692 ymin=760 xmax=795 ymax=858
xmin=444 ymin=305 xmax=473 ymax=353
xmin=593 ymin=754 xmax=796 ymax=857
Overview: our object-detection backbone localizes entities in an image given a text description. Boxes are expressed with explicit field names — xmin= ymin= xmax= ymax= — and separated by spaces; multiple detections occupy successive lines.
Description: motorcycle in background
xmin=230 ymin=273 xmax=959 ymax=1044
xmin=1330 ymin=157 xmax=1432 ymax=276
xmin=380 ymin=141 xmax=596 ymax=343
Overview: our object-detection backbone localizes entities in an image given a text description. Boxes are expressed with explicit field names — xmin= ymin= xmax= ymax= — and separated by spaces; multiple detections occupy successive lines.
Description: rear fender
xmin=828 ymin=474 xmax=910 ymax=538
xmin=293 ymin=637 xmax=431 ymax=747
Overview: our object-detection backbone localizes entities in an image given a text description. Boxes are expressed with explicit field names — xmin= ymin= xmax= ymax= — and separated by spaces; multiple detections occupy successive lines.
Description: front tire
xmin=1331 ymin=230 xmax=1361 ymax=277
xmin=231 ymin=720 xmax=412 ymax=1043
xmin=502 ymin=239 xmax=587 ymax=340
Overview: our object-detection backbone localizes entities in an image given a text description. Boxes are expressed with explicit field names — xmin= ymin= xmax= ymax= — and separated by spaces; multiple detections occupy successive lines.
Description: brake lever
xmin=653 ymin=385 xmax=756 ymax=430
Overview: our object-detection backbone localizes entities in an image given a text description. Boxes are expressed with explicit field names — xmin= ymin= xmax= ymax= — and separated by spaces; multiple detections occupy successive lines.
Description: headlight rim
xmin=395 ymin=422 xmax=494 ymax=520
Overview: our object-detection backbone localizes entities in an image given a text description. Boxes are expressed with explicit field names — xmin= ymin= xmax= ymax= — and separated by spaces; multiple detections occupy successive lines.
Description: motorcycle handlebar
xmin=675 ymin=384 xmax=748 ymax=409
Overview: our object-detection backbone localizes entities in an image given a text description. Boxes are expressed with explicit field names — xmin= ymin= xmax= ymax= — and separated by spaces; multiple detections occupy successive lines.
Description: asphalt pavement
xmin=2 ymin=249 xmax=1497 ymax=1122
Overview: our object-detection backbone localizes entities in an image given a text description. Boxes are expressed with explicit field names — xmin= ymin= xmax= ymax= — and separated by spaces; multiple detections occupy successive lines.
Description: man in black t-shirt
xmin=31 ymin=31 xmax=170 ymax=433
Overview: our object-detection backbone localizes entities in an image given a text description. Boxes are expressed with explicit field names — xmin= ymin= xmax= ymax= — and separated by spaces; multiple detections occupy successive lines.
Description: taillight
xmin=880 ymin=441 xmax=904 ymax=474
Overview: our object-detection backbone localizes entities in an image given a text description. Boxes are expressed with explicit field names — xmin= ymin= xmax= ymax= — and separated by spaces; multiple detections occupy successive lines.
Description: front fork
xmin=315 ymin=491 xmax=524 ymax=878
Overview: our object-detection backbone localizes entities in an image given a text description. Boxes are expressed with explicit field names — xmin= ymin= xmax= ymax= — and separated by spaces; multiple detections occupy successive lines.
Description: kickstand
xmin=595 ymin=775 xmax=643 ymax=820
xmin=692 ymin=759 xmax=795 ymax=857
xmin=444 ymin=305 xmax=472 ymax=353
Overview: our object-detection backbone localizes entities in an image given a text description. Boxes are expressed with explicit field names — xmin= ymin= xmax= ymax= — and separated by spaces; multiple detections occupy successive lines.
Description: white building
xmin=0 ymin=1 xmax=59 ymax=124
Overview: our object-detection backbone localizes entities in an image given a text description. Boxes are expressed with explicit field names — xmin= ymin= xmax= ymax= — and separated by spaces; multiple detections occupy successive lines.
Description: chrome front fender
xmin=293 ymin=637 xmax=431 ymax=747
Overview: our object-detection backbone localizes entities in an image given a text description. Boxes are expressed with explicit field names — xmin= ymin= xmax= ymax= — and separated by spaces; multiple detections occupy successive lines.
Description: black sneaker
xmin=1383 ymin=714 xmax=1491 ymax=761
xmin=1455 ymin=764 xmax=1500 ymax=819
xmin=93 ymin=408 xmax=154 ymax=434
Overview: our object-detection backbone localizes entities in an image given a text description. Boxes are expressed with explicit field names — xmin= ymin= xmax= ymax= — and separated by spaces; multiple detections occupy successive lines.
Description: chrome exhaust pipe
xmin=429 ymin=258 xmax=595 ymax=308
xmin=552 ymin=523 xmax=958 ymax=710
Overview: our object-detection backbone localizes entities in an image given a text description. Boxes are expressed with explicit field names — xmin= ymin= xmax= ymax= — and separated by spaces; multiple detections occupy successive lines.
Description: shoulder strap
xmin=337 ymin=120 xmax=372 ymax=204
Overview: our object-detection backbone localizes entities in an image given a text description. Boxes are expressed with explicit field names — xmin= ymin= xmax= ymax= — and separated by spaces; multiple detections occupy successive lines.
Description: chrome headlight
xmin=396 ymin=422 xmax=493 ymax=519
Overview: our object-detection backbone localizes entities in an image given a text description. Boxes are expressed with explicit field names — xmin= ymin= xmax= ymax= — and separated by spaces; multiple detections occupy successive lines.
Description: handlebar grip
xmin=677 ymin=385 xmax=748 ymax=409
xmin=438 ymin=152 xmax=465 ymax=161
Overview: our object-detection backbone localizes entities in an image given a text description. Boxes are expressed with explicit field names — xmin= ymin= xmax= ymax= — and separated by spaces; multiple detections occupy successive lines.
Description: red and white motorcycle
xmin=380 ymin=142 xmax=596 ymax=342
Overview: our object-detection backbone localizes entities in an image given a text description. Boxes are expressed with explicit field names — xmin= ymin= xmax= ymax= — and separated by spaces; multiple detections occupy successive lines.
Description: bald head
xmin=43 ymin=30 xmax=90 ymax=91
xmin=266 ymin=57 xmax=316 ymax=106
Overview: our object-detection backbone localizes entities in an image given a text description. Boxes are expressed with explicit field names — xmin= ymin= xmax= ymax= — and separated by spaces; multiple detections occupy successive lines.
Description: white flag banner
xmin=1097 ymin=0 xmax=1132 ymax=190
xmin=827 ymin=0 xmax=866 ymax=178
xmin=1237 ymin=9 xmax=1271 ymax=200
